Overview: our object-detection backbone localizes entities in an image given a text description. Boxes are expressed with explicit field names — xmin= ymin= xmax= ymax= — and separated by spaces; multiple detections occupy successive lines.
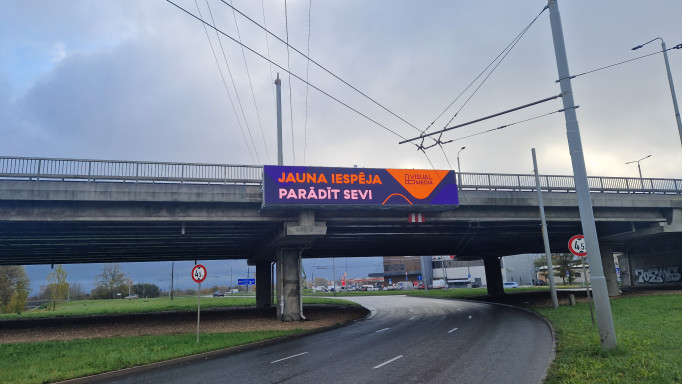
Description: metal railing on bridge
xmin=0 ymin=156 xmax=262 ymax=185
xmin=1 ymin=156 xmax=681 ymax=194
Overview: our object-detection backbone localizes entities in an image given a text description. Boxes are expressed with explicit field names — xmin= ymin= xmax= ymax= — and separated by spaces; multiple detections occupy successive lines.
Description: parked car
xmin=503 ymin=282 xmax=519 ymax=289
xmin=213 ymin=291 xmax=225 ymax=297
xmin=383 ymin=284 xmax=397 ymax=291
xmin=125 ymin=294 xmax=138 ymax=299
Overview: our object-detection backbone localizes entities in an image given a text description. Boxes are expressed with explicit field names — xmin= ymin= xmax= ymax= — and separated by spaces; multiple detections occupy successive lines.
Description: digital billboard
xmin=263 ymin=165 xmax=458 ymax=208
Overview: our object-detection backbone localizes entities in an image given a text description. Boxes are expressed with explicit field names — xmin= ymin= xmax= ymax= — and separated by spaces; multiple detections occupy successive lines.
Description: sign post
xmin=568 ymin=235 xmax=595 ymax=324
xmin=191 ymin=264 xmax=207 ymax=343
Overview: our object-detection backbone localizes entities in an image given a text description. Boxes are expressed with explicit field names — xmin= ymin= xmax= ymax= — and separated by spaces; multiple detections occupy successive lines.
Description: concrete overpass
xmin=2 ymin=157 xmax=682 ymax=319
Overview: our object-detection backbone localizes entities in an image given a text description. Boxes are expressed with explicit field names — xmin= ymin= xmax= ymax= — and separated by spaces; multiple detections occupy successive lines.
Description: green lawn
xmin=536 ymin=293 xmax=682 ymax=384
xmin=2 ymin=290 xmax=680 ymax=384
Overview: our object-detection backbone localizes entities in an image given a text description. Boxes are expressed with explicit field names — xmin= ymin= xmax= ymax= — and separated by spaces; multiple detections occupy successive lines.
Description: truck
xmin=431 ymin=279 xmax=447 ymax=289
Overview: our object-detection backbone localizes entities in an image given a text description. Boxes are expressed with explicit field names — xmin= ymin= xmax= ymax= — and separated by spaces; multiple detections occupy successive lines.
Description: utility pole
xmin=276 ymin=74 xmax=283 ymax=166
xmin=548 ymin=0 xmax=617 ymax=349
xmin=532 ymin=148 xmax=558 ymax=308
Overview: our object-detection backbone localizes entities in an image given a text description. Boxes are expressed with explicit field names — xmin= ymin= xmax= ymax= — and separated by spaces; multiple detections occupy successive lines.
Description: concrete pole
xmin=532 ymin=148 xmax=558 ymax=308
xmin=548 ymin=0 xmax=617 ymax=349
xmin=275 ymin=74 xmax=283 ymax=166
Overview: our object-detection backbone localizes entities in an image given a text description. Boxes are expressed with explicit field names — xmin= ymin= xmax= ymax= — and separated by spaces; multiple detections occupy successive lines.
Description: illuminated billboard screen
xmin=263 ymin=165 xmax=458 ymax=208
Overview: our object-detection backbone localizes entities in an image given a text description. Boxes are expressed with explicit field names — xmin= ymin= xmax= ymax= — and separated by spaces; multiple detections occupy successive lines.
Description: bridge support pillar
xmin=255 ymin=260 xmax=273 ymax=309
xmin=276 ymin=248 xmax=303 ymax=321
xmin=484 ymin=256 xmax=504 ymax=297
xmin=600 ymin=243 xmax=620 ymax=297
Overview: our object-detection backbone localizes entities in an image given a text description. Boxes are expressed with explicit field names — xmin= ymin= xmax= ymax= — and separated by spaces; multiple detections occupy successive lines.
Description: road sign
xmin=568 ymin=234 xmax=587 ymax=257
xmin=238 ymin=278 xmax=255 ymax=285
xmin=191 ymin=264 xmax=207 ymax=283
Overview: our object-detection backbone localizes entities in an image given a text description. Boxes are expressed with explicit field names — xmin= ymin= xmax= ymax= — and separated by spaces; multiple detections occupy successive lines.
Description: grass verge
xmin=536 ymin=293 xmax=682 ymax=384
xmin=0 ymin=330 xmax=304 ymax=384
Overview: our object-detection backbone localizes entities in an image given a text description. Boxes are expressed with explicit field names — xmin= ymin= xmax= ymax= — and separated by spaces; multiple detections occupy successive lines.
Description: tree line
xmin=0 ymin=263 xmax=162 ymax=314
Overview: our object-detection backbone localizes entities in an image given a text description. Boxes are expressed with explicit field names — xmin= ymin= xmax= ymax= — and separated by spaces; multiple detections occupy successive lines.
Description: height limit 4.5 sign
xmin=568 ymin=235 xmax=587 ymax=257
xmin=191 ymin=264 xmax=207 ymax=284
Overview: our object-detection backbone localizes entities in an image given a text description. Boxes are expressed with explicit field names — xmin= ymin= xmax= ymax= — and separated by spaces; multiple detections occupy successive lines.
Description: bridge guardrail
xmin=0 ymin=156 xmax=263 ymax=185
xmin=1 ymin=156 xmax=681 ymax=194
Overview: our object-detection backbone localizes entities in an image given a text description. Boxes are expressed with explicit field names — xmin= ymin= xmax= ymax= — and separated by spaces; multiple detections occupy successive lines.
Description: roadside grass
xmin=1 ymin=296 xmax=358 ymax=319
xmin=0 ymin=330 xmax=304 ymax=384
xmin=536 ymin=293 xmax=682 ymax=384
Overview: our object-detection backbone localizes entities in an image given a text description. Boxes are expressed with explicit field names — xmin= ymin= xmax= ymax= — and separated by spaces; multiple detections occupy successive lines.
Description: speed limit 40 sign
xmin=191 ymin=264 xmax=207 ymax=283
xmin=568 ymin=235 xmax=587 ymax=257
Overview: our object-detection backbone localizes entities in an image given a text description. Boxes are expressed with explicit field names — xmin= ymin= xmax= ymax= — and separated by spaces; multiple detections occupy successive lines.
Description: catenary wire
xmin=284 ymin=0 xmax=296 ymax=164
xmin=167 ymin=0 xmax=415 ymax=144
xmin=194 ymin=0 xmax=257 ymax=164
xmin=559 ymin=43 xmax=682 ymax=81
xmin=304 ymin=0 xmax=312 ymax=166
xmin=203 ymin=0 xmax=262 ymax=163
xmin=400 ymin=93 xmax=564 ymax=145
xmin=228 ymin=0 xmax=271 ymax=163
xmin=423 ymin=6 xmax=548 ymax=134
xmin=215 ymin=0 xmax=422 ymax=133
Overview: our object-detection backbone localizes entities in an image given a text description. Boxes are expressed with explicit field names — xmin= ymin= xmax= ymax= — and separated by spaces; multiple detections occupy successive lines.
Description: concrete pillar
xmin=600 ymin=243 xmax=620 ymax=297
xmin=484 ymin=256 xmax=504 ymax=297
xmin=255 ymin=260 xmax=272 ymax=309
xmin=276 ymin=248 xmax=302 ymax=321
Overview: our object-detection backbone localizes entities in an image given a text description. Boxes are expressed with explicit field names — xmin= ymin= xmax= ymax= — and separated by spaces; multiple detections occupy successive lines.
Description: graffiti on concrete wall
xmin=634 ymin=267 xmax=681 ymax=284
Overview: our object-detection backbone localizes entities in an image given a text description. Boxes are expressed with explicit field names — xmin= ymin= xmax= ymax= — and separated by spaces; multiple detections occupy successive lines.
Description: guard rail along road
xmin=2 ymin=156 xmax=682 ymax=195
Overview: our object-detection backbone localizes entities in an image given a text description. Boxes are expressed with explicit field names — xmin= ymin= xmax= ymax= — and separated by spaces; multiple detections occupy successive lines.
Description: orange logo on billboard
xmin=386 ymin=169 xmax=450 ymax=200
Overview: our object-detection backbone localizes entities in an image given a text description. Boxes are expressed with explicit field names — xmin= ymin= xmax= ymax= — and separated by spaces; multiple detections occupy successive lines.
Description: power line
xmin=439 ymin=107 xmax=574 ymax=145
xmin=559 ymin=43 xmax=682 ymax=81
xmin=284 ymin=0 xmax=296 ymax=164
xmin=215 ymin=0 xmax=421 ymax=133
xmin=304 ymin=0 xmax=312 ymax=166
xmin=228 ymin=0 xmax=271 ymax=163
xmin=167 ymin=0 xmax=413 ymax=144
xmin=194 ymin=0 xmax=257 ymax=164
xmin=202 ymin=0 xmax=262 ymax=163
xmin=423 ymin=6 xmax=548 ymax=135
xmin=400 ymin=93 xmax=564 ymax=145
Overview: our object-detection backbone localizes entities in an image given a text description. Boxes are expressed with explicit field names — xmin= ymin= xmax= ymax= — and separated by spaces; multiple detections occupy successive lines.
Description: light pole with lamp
xmin=632 ymin=38 xmax=682 ymax=147
xmin=456 ymin=146 xmax=466 ymax=188
xmin=625 ymin=154 xmax=652 ymax=190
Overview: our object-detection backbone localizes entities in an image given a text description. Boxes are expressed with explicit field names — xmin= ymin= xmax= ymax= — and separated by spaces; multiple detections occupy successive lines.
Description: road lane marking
xmin=448 ymin=327 xmax=459 ymax=334
xmin=409 ymin=316 xmax=415 ymax=321
xmin=376 ymin=327 xmax=390 ymax=333
xmin=270 ymin=352 xmax=309 ymax=364
xmin=373 ymin=355 xmax=403 ymax=369
xmin=469 ymin=315 xmax=472 ymax=319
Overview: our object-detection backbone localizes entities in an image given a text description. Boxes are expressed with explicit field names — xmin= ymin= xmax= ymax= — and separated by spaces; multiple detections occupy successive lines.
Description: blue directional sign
xmin=238 ymin=279 xmax=255 ymax=285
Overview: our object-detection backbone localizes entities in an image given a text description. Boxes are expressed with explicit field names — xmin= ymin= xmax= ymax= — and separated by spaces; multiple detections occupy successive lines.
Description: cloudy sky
xmin=3 ymin=0 xmax=681 ymax=293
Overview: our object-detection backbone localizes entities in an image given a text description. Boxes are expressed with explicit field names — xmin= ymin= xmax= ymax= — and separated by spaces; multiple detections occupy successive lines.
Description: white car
xmin=503 ymin=282 xmax=519 ymax=289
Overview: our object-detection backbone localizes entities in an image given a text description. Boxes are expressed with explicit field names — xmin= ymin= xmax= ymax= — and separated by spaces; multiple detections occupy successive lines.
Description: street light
xmin=625 ymin=154 xmax=652 ymax=190
xmin=632 ymin=38 xmax=682 ymax=148
xmin=456 ymin=146 xmax=466 ymax=188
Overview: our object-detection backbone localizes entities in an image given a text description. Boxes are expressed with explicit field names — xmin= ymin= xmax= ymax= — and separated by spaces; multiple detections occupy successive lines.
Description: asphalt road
xmin=91 ymin=296 xmax=554 ymax=384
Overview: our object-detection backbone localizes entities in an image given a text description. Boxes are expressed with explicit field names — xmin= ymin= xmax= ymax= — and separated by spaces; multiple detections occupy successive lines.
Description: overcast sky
xmin=4 ymin=1 xmax=681 ymax=293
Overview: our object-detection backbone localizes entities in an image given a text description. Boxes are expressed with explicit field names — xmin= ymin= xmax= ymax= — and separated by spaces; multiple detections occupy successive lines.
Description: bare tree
xmin=96 ymin=263 xmax=126 ymax=299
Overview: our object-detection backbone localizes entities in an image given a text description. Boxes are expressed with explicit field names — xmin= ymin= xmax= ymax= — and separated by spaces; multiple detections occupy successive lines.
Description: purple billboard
xmin=263 ymin=165 xmax=458 ymax=208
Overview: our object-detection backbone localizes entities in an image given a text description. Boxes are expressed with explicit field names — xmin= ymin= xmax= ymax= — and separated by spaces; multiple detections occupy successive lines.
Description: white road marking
xmin=373 ymin=355 xmax=403 ymax=369
xmin=469 ymin=315 xmax=472 ymax=319
xmin=270 ymin=352 xmax=309 ymax=364
xmin=409 ymin=316 xmax=415 ymax=321
xmin=376 ymin=327 xmax=390 ymax=333
xmin=448 ymin=327 xmax=459 ymax=334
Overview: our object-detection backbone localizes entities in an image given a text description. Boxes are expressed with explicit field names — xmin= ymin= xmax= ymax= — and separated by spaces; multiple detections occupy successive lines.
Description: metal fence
xmin=1 ymin=156 xmax=681 ymax=194
xmin=0 ymin=157 xmax=263 ymax=184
